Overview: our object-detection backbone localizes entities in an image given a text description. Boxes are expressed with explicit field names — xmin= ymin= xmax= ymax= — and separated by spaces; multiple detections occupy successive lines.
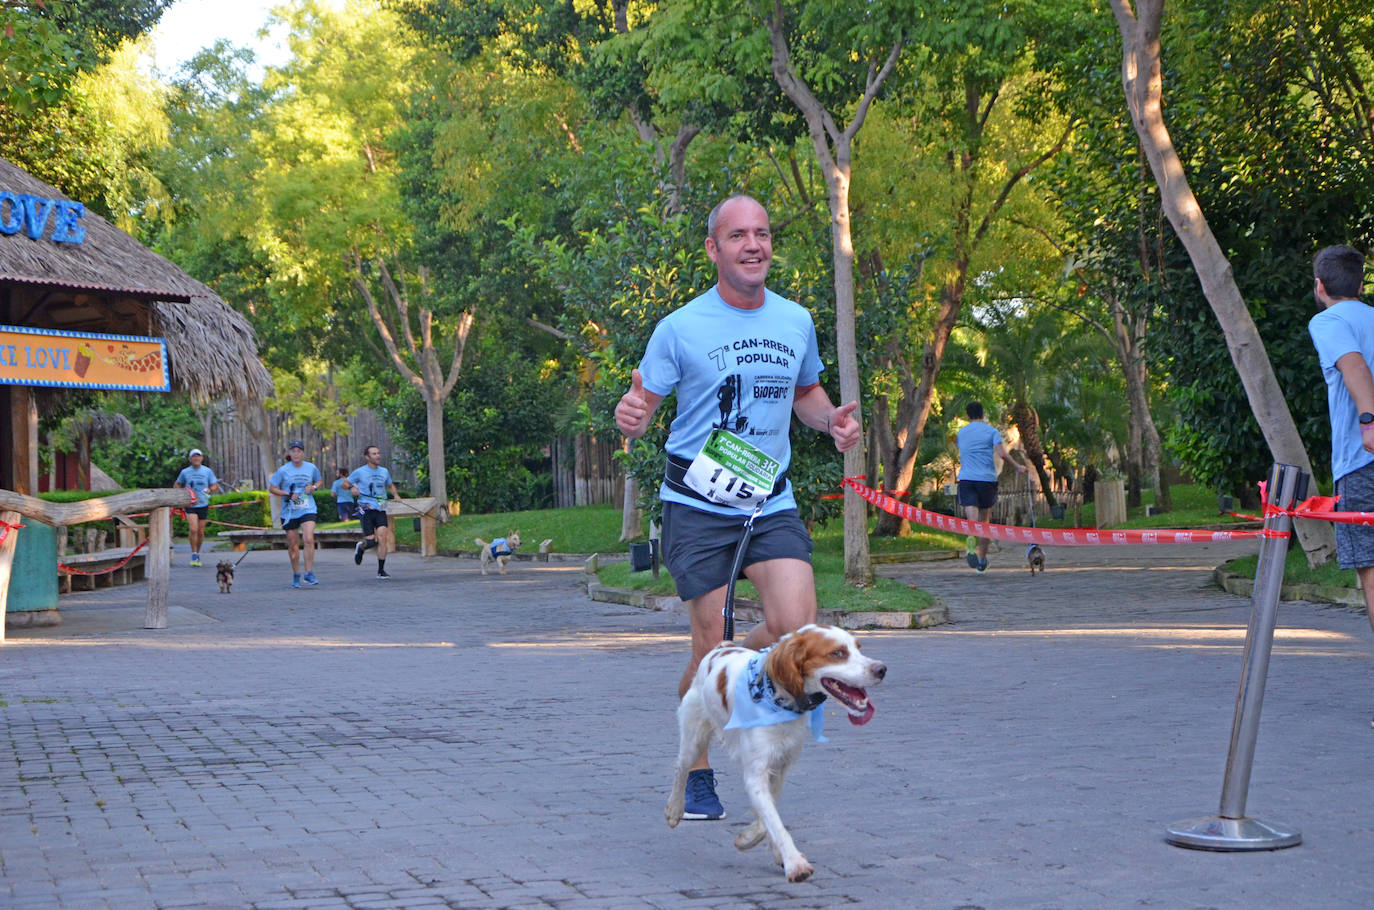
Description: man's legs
xmin=285 ymin=528 xmax=301 ymax=577
xmin=188 ymin=513 xmax=205 ymax=566
xmin=1358 ymin=566 xmax=1374 ymax=636
xmin=974 ymin=506 xmax=993 ymax=563
xmin=678 ymin=557 xmax=817 ymax=772
xmin=300 ymin=522 xmax=316 ymax=574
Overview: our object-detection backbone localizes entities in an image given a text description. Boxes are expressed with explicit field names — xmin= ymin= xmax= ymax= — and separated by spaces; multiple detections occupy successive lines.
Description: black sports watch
xmin=1360 ymin=412 xmax=1374 ymax=427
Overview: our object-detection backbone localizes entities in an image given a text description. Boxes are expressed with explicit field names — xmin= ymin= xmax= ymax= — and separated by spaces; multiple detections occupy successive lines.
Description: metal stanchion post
xmin=1165 ymin=462 xmax=1305 ymax=851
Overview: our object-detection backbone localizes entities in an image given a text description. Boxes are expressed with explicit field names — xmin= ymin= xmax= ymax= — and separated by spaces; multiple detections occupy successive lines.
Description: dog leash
xmin=723 ymin=500 xmax=766 ymax=642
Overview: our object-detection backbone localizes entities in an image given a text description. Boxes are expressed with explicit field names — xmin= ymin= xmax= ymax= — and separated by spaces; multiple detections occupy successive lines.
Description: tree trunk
xmin=1112 ymin=0 xmax=1334 ymax=565
xmin=619 ymin=438 xmax=642 ymax=542
xmin=769 ymin=3 xmax=899 ymax=586
xmin=425 ymin=394 xmax=447 ymax=508
xmin=1010 ymin=400 xmax=1057 ymax=508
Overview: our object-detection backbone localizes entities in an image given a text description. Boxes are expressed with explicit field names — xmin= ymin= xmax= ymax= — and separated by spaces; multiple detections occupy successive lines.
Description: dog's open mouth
xmin=821 ymin=678 xmax=875 ymax=725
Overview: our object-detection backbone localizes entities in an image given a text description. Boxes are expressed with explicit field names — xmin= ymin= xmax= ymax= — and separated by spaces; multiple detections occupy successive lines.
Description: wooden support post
xmin=145 ymin=506 xmax=170 ymax=629
xmin=421 ymin=515 xmax=437 ymax=557
xmin=0 ymin=509 xmax=20 ymax=643
xmin=10 ymin=388 xmax=38 ymax=495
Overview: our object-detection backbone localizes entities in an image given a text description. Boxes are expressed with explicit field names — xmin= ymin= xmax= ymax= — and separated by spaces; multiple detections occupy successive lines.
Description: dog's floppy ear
xmin=764 ymin=630 xmax=815 ymax=704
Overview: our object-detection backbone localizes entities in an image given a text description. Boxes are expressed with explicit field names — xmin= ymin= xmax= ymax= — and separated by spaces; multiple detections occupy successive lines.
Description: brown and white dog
xmin=475 ymin=531 xmax=521 ymax=575
xmin=216 ymin=560 xmax=234 ymax=594
xmin=1026 ymin=544 xmax=1045 ymax=575
xmin=666 ymin=624 xmax=886 ymax=882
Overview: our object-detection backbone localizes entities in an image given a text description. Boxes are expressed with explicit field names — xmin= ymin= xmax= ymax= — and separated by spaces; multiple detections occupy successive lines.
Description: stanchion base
xmin=1165 ymin=816 xmax=1301 ymax=851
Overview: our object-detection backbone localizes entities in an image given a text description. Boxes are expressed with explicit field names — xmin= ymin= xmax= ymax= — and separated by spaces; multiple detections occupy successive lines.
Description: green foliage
xmin=0 ymin=0 xmax=170 ymax=113
xmin=264 ymin=366 xmax=358 ymax=439
xmin=170 ymin=490 xmax=272 ymax=538
xmin=90 ymin=394 xmax=202 ymax=490
xmin=379 ymin=344 xmax=575 ymax=513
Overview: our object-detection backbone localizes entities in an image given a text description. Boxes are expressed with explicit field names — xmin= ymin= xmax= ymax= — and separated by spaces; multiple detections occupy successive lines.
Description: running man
xmin=956 ymin=401 xmax=1027 ymax=572
xmin=174 ymin=448 xmax=220 ymax=567
xmin=614 ymin=194 xmax=861 ymax=821
xmin=268 ymin=441 xmax=323 ymax=588
xmin=350 ymin=444 xmax=401 ymax=579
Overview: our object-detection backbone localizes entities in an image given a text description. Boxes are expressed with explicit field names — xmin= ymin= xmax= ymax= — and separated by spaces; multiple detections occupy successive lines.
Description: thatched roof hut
xmin=1 ymin=157 xmax=272 ymax=494
xmin=0 ymin=157 xmax=271 ymax=403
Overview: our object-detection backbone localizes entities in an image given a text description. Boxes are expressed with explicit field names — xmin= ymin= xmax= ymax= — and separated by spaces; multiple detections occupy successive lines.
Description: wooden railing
xmin=0 ymin=487 xmax=194 ymax=642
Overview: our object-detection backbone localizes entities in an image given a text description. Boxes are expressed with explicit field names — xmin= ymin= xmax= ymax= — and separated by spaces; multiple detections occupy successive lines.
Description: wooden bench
xmin=58 ymin=546 xmax=147 ymax=594
xmin=218 ymin=497 xmax=448 ymax=557
xmin=217 ymin=527 xmax=363 ymax=550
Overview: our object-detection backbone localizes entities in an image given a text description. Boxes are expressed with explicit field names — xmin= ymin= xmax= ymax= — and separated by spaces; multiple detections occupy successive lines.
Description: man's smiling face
xmin=706 ymin=197 xmax=772 ymax=307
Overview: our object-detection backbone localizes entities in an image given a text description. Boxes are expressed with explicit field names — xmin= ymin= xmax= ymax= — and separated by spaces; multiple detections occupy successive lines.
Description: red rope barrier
xmin=0 ymin=519 xmax=24 ymax=544
xmin=57 ymin=539 xmax=149 ymax=576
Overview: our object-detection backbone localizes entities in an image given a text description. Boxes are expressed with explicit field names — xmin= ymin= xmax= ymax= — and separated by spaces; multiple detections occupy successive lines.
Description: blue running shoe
xmin=189 ymin=553 xmax=202 ymax=568
xmin=966 ymin=536 xmax=980 ymax=570
xmin=291 ymin=574 xmax=302 ymax=589
xmin=977 ymin=557 xmax=988 ymax=573
xmin=302 ymin=571 xmax=319 ymax=585
xmin=681 ymin=768 xmax=726 ymax=820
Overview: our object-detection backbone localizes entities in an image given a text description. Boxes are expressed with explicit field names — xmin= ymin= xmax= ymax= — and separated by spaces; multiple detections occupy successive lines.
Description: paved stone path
xmin=3 ymin=537 xmax=1373 ymax=909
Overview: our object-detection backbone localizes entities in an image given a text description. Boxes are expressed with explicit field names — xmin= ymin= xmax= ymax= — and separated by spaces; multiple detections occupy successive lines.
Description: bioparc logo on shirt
xmin=706 ymin=337 xmax=797 ymax=441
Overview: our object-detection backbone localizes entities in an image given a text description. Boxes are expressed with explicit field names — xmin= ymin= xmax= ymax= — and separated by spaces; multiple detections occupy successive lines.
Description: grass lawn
xmin=1220 ymin=546 xmax=1358 ymax=590
xmin=1037 ymin=482 xmax=1254 ymax=529
xmin=385 ymin=483 xmax=1353 ymax=607
xmin=391 ymin=503 xmax=951 ymax=613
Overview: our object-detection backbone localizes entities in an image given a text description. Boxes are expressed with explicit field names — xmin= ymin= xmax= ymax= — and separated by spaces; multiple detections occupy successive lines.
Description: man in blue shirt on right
xmin=349 ymin=444 xmax=401 ymax=579
xmin=956 ymin=401 xmax=1026 ymax=572
xmin=1308 ymin=245 xmax=1374 ymax=654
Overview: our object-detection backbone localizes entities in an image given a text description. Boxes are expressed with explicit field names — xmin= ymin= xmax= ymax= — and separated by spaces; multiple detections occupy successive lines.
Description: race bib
xmin=682 ymin=429 xmax=780 ymax=509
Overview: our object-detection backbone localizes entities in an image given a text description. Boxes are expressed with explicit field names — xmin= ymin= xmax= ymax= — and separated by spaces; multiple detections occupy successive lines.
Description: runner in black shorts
xmin=349 ymin=445 xmax=401 ymax=579
xmin=614 ymin=195 xmax=863 ymax=821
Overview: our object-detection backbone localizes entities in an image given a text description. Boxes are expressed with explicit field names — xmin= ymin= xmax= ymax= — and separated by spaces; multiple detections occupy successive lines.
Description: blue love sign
xmin=0 ymin=191 xmax=86 ymax=244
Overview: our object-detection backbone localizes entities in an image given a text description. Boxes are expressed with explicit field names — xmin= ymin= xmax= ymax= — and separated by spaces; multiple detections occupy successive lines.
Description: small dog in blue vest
xmin=476 ymin=531 xmax=521 ymax=575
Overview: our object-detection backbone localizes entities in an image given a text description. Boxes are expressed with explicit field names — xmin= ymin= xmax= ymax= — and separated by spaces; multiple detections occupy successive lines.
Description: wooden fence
xmin=202 ymin=398 xmax=414 ymax=490
xmin=551 ymin=434 xmax=624 ymax=508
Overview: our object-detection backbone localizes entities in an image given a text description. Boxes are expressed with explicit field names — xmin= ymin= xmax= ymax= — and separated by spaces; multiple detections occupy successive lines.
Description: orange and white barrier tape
xmin=841 ymin=477 xmax=1275 ymax=545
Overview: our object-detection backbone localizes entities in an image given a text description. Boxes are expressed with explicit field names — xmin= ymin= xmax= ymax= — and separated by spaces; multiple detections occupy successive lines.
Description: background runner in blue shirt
xmin=331 ymin=468 xmax=356 ymax=521
xmin=174 ymin=448 xmax=220 ymax=568
xmin=268 ymin=441 xmax=323 ymax=588
xmin=348 ymin=444 xmax=401 ymax=579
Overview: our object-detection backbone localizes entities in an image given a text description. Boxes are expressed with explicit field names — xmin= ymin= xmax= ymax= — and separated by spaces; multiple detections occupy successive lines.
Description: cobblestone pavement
xmin=3 ymin=538 xmax=1373 ymax=909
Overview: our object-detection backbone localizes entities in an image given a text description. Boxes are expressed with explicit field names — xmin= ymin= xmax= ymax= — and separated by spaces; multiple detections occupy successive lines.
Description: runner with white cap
xmin=174 ymin=448 xmax=220 ymax=567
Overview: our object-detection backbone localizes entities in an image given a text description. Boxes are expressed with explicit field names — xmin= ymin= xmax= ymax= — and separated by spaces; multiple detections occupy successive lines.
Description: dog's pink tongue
xmin=848 ymin=701 xmax=876 ymax=726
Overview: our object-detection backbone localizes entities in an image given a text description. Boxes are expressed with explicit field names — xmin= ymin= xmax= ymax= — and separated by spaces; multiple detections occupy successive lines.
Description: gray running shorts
xmin=1335 ymin=461 xmax=1374 ymax=569
xmin=660 ymin=501 xmax=814 ymax=602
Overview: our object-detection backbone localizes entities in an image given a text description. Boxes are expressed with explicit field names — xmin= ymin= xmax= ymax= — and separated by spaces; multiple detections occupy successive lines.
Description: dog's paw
xmin=784 ymin=856 xmax=813 ymax=883
xmin=734 ymin=821 xmax=766 ymax=851
xmin=665 ymin=798 xmax=684 ymax=828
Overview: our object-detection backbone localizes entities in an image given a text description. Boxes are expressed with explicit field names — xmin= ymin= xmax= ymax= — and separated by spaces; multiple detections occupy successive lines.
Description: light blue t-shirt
xmin=638 ymin=285 xmax=823 ymax=517
xmin=330 ymin=478 xmax=354 ymax=503
xmin=270 ymin=461 xmax=323 ymax=522
xmin=1309 ymin=299 xmax=1374 ymax=482
xmin=348 ymin=465 xmax=393 ymax=509
xmin=956 ymin=421 xmax=1003 ymax=482
xmin=174 ymin=464 xmax=218 ymax=508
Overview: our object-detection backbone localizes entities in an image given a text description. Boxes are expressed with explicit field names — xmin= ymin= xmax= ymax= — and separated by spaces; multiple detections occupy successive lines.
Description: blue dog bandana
xmin=489 ymin=538 xmax=513 ymax=557
xmin=723 ymin=649 xmax=827 ymax=742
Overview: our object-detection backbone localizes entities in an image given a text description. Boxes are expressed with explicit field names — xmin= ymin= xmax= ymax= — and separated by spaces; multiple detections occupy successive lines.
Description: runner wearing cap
xmin=268 ymin=441 xmax=323 ymax=588
xmin=174 ymin=448 xmax=220 ymax=568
